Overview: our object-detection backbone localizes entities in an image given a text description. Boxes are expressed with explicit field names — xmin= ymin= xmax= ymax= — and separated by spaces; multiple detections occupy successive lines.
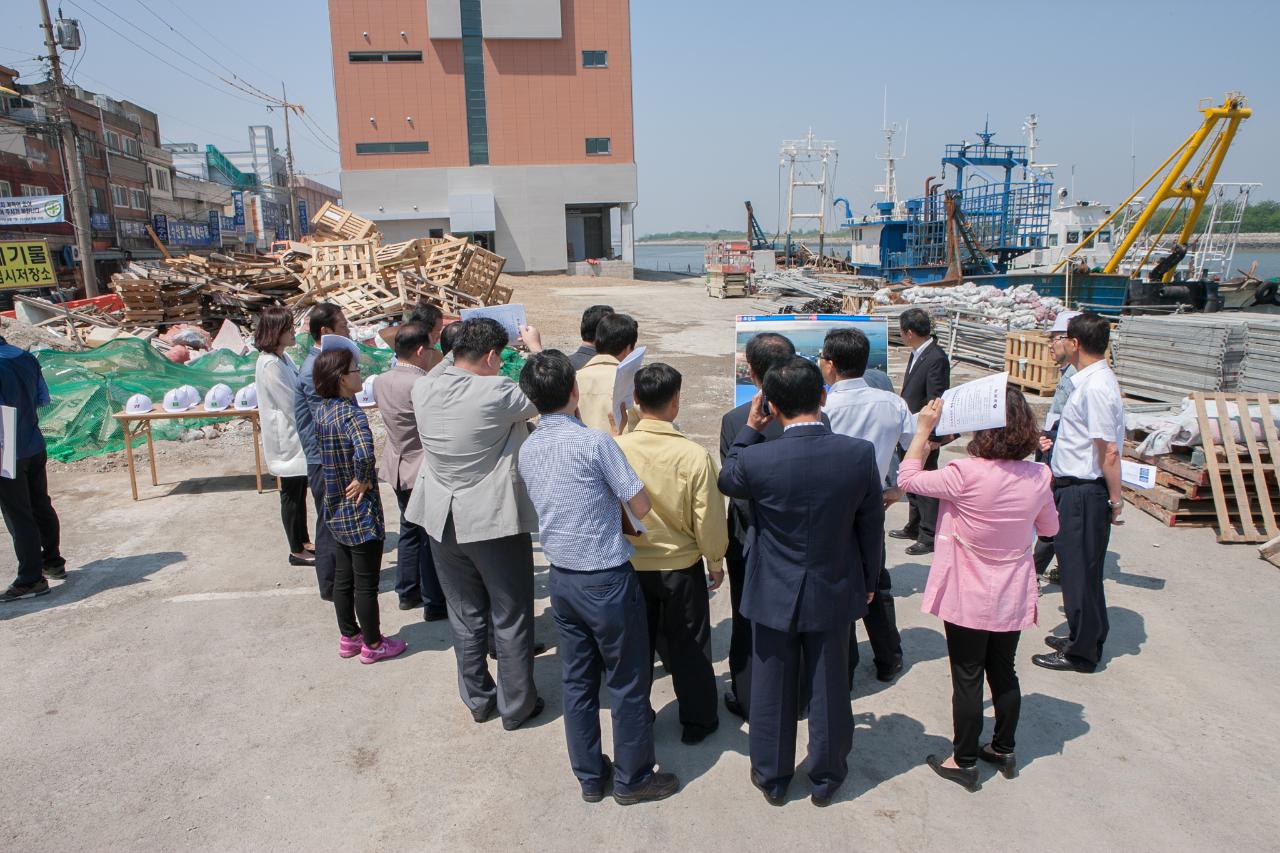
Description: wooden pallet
xmin=1192 ymin=391 xmax=1280 ymax=543
xmin=456 ymin=245 xmax=506 ymax=301
xmin=1005 ymin=330 xmax=1058 ymax=395
xmin=310 ymin=201 xmax=378 ymax=242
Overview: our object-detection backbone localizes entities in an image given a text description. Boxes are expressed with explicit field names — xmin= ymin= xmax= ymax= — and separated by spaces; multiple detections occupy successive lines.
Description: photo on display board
xmin=733 ymin=314 xmax=889 ymax=407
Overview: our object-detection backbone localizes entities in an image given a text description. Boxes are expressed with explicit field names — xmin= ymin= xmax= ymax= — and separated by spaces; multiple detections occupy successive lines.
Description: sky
xmin=3 ymin=0 xmax=1276 ymax=237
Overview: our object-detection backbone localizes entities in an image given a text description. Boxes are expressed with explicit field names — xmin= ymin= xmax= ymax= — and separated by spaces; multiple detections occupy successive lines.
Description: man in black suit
xmin=719 ymin=357 xmax=884 ymax=807
xmin=720 ymin=333 xmax=801 ymax=721
xmin=892 ymin=308 xmax=951 ymax=556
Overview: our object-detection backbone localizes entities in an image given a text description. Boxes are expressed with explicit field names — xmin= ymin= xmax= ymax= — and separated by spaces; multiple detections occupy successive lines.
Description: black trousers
xmin=750 ymin=622 xmax=852 ymax=802
xmin=726 ymin=545 xmax=753 ymax=717
xmin=1054 ymin=480 xmax=1112 ymax=665
xmin=278 ymin=475 xmax=311 ymax=554
xmin=636 ymin=561 xmax=718 ymax=735
xmin=944 ymin=621 xmax=1020 ymax=767
xmin=905 ymin=448 xmax=940 ymax=547
xmin=306 ymin=463 xmax=337 ymax=600
xmin=393 ymin=486 xmax=446 ymax=613
xmin=849 ymin=541 xmax=901 ymax=681
xmin=332 ymin=538 xmax=383 ymax=643
xmin=0 ymin=450 xmax=62 ymax=587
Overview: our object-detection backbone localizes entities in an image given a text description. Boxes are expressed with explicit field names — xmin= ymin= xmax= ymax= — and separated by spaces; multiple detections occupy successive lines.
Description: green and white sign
xmin=0 ymin=194 xmax=66 ymax=225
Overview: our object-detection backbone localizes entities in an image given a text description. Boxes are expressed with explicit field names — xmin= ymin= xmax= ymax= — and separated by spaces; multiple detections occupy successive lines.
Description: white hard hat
xmin=163 ymin=387 xmax=194 ymax=413
xmin=1050 ymin=310 xmax=1082 ymax=334
xmin=233 ymin=383 xmax=258 ymax=411
xmin=204 ymin=383 xmax=233 ymax=412
xmin=125 ymin=393 xmax=153 ymax=415
xmin=356 ymin=374 xmax=377 ymax=407
xmin=176 ymin=384 xmax=201 ymax=408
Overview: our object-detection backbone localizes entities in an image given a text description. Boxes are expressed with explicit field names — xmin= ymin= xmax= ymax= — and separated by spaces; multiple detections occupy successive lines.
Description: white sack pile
xmin=888 ymin=282 xmax=1065 ymax=330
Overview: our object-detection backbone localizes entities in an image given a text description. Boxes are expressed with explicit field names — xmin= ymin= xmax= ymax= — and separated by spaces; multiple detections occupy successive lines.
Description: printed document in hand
xmin=460 ymin=303 xmax=527 ymax=343
xmin=937 ymin=372 xmax=1009 ymax=435
xmin=611 ymin=346 xmax=646 ymax=425
xmin=1121 ymin=460 xmax=1157 ymax=489
xmin=0 ymin=405 xmax=15 ymax=479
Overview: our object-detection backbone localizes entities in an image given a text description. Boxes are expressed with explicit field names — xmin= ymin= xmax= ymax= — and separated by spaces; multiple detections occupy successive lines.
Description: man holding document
xmin=576 ymin=313 xmax=641 ymax=434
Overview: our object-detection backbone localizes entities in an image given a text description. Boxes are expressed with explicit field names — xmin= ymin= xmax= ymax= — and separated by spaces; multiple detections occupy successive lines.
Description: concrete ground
xmin=3 ymin=273 xmax=1278 ymax=851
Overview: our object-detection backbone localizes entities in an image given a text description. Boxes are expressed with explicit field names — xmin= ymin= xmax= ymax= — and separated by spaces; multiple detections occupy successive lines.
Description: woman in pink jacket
xmin=898 ymin=388 xmax=1059 ymax=791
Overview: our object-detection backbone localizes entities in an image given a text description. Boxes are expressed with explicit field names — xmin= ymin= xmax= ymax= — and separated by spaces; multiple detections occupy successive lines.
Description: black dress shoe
xmin=811 ymin=789 xmax=835 ymax=807
xmin=681 ymin=719 xmax=719 ymax=745
xmin=424 ymin=608 xmax=449 ymax=622
xmin=471 ymin=705 xmax=496 ymax=724
xmin=750 ymin=771 xmax=786 ymax=806
xmin=398 ymin=596 xmax=424 ymax=611
xmin=904 ymin=542 xmax=934 ymax=556
xmin=613 ymin=771 xmax=679 ymax=805
xmin=288 ymin=554 xmax=316 ymax=567
xmin=978 ymin=744 xmax=1018 ymax=779
xmin=1043 ymin=635 xmax=1068 ymax=652
xmin=926 ymin=754 xmax=979 ymax=792
xmin=723 ymin=691 xmax=746 ymax=720
xmin=888 ymin=527 xmax=917 ymax=540
xmin=582 ymin=755 xmax=614 ymax=803
xmin=875 ymin=658 xmax=904 ymax=683
xmin=1031 ymin=651 xmax=1095 ymax=673
xmin=503 ymin=696 xmax=545 ymax=731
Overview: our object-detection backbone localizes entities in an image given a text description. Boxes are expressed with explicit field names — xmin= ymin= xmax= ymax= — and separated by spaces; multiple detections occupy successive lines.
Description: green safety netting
xmin=34 ymin=334 xmax=526 ymax=463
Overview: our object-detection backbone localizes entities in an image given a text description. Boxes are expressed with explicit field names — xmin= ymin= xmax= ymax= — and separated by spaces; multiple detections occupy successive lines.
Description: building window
xmin=582 ymin=50 xmax=608 ymax=68
xmin=1098 ymin=230 xmax=1111 ymax=243
xmin=355 ymin=141 xmax=430 ymax=154
xmin=348 ymin=51 xmax=423 ymax=62
xmin=460 ymin=0 xmax=489 ymax=166
xmin=1066 ymin=231 xmax=1079 ymax=244
xmin=106 ymin=130 xmax=121 ymax=152
xmin=1048 ymin=233 xmax=1059 ymax=247
xmin=123 ymin=137 xmax=140 ymax=156
xmin=131 ymin=188 xmax=147 ymax=209
xmin=90 ymin=187 xmax=103 ymax=210
xmin=586 ymin=137 xmax=612 ymax=156
xmin=111 ymin=184 xmax=128 ymax=207
xmin=0 ymin=180 xmax=11 ymax=197
xmin=21 ymin=184 xmax=49 ymax=196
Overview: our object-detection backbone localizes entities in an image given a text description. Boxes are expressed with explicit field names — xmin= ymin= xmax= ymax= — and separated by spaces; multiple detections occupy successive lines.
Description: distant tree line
xmin=1138 ymin=200 xmax=1280 ymax=234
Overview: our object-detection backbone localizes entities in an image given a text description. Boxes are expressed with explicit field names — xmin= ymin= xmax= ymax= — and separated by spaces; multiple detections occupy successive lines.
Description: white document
xmin=1121 ymin=460 xmax=1157 ymax=489
xmin=937 ymin=372 xmax=1009 ymax=435
xmin=0 ymin=405 xmax=15 ymax=480
xmin=611 ymin=346 xmax=646 ymax=426
xmin=460 ymin=303 xmax=527 ymax=343
xmin=622 ymin=501 xmax=647 ymax=537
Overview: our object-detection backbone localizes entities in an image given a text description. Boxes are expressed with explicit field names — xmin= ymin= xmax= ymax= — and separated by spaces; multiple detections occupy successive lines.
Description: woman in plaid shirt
xmin=313 ymin=348 xmax=406 ymax=664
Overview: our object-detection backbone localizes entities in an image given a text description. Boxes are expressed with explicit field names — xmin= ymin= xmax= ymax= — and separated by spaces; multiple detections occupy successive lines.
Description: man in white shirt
xmin=1032 ymin=312 xmax=1124 ymax=674
xmin=820 ymin=328 xmax=915 ymax=685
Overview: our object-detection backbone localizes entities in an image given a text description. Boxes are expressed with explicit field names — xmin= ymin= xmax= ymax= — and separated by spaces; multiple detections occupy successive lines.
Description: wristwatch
xmin=1107 ymin=499 xmax=1123 ymax=509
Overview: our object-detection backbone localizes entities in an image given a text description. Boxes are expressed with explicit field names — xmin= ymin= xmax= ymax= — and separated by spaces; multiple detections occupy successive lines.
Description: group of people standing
xmin=0 ymin=294 xmax=1125 ymax=808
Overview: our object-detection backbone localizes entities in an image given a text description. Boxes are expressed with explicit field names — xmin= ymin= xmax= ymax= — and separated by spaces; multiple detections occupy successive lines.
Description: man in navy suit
xmin=718 ymin=357 xmax=884 ymax=807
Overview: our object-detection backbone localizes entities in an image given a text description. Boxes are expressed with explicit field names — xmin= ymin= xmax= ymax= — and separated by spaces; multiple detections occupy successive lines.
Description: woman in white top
xmin=254 ymin=306 xmax=315 ymax=566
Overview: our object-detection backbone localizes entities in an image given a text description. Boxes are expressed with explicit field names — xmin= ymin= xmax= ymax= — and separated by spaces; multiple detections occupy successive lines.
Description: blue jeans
xmin=549 ymin=563 xmax=655 ymax=795
xmin=393 ymin=486 xmax=445 ymax=613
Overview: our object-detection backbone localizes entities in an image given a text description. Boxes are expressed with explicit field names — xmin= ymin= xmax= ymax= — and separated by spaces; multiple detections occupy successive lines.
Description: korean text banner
xmin=734 ymin=314 xmax=889 ymax=407
xmin=0 ymin=194 xmax=65 ymax=226
xmin=0 ymin=240 xmax=57 ymax=289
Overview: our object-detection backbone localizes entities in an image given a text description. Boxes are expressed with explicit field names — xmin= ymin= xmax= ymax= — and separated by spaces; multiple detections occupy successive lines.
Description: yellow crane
xmin=1053 ymin=93 xmax=1252 ymax=281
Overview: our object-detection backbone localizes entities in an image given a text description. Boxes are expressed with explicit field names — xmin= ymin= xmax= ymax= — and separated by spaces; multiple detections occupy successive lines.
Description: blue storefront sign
xmin=90 ymin=212 xmax=111 ymax=231
xmin=152 ymin=214 xmax=169 ymax=243
xmin=166 ymin=221 xmax=215 ymax=248
xmin=297 ymin=199 xmax=309 ymax=236
xmin=208 ymin=209 xmax=222 ymax=247
xmin=231 ymin=191 xmax=245 ymax=230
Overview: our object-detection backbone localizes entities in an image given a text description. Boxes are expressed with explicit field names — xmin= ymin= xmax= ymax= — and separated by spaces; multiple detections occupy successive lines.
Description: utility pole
xmin=281 ymin=82 xmax=299 ymax=241
xmin=39 ymin=0 xmax=98 ymax=296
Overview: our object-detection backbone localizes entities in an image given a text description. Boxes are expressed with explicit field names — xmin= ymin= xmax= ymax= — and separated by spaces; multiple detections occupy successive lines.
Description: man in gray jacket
xmin=406 ymin=318 xmax=546 ymax=730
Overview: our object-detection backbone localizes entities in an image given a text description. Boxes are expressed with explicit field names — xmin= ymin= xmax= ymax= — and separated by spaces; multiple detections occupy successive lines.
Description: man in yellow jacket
xmin=576 ymin=312 xmax=640 ymax=434
xmin=616 ymin=363 xmax=729 ymax=744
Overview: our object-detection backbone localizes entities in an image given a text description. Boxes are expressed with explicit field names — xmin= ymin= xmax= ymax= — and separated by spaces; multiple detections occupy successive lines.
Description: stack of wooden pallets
xmin=1123 ymin=391 xmax=1280 ymax=544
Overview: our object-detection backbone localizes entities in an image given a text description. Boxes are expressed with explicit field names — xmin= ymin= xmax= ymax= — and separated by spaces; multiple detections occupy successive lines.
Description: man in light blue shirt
xmin=518 ymin=350 xmax=679 ymax=807
xmin=819 ymin=328 xmax=914 ymax=684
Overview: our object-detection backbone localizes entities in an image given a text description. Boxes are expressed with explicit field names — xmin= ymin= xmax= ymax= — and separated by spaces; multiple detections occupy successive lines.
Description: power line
xmin=169 ymin=3 xmax=278 ymax=82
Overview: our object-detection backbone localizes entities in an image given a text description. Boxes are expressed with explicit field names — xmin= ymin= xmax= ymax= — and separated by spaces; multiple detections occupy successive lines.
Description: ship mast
xmin=874 ymin=89 xmax=905 ymax=208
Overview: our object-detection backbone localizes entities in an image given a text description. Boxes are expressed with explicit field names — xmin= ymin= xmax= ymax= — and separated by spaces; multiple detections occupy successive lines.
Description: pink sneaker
xmin=360 ymin=636 xmax=407 ymax=664
xmin=339 ymin=633 xmax=364 ymax=658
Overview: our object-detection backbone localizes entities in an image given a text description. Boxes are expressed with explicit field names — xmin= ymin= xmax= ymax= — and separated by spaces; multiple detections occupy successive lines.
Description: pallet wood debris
xmin=103 ymin=204 xmax=509 ymax=331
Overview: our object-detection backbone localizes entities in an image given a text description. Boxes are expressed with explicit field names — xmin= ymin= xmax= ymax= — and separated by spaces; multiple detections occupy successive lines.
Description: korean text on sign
xmin=0 ymin=240 xmax=57 ymax=289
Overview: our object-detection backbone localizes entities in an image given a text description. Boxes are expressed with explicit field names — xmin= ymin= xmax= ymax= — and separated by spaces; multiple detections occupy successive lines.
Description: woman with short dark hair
xmin=898 ymin=385 xmax=1059 ymax=790
xmin=312 ymin=348 xmax=406 ymax=664
xmin=253 ymin=306 xmax=313 ymax=566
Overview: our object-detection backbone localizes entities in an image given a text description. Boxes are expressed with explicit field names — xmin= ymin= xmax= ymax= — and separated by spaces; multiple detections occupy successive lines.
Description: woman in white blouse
xmin=254 ymin=306 xmax=315 ymax=566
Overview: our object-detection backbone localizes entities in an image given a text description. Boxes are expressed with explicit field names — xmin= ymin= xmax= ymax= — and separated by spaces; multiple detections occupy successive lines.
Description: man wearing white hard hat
xmin=1033 ymin=310 xmax=1080 ymax=579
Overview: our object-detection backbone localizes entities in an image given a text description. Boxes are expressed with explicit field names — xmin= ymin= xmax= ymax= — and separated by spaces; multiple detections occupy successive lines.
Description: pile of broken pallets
xmin=106 ymin=201 xmax=511 ymax=329
xmin=1123 ymin=391 xmax=1280 ymax=544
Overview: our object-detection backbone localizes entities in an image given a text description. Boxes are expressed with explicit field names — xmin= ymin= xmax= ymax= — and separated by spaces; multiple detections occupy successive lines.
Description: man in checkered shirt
xmin=518 ymin=350 xmax=680 ymax=806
